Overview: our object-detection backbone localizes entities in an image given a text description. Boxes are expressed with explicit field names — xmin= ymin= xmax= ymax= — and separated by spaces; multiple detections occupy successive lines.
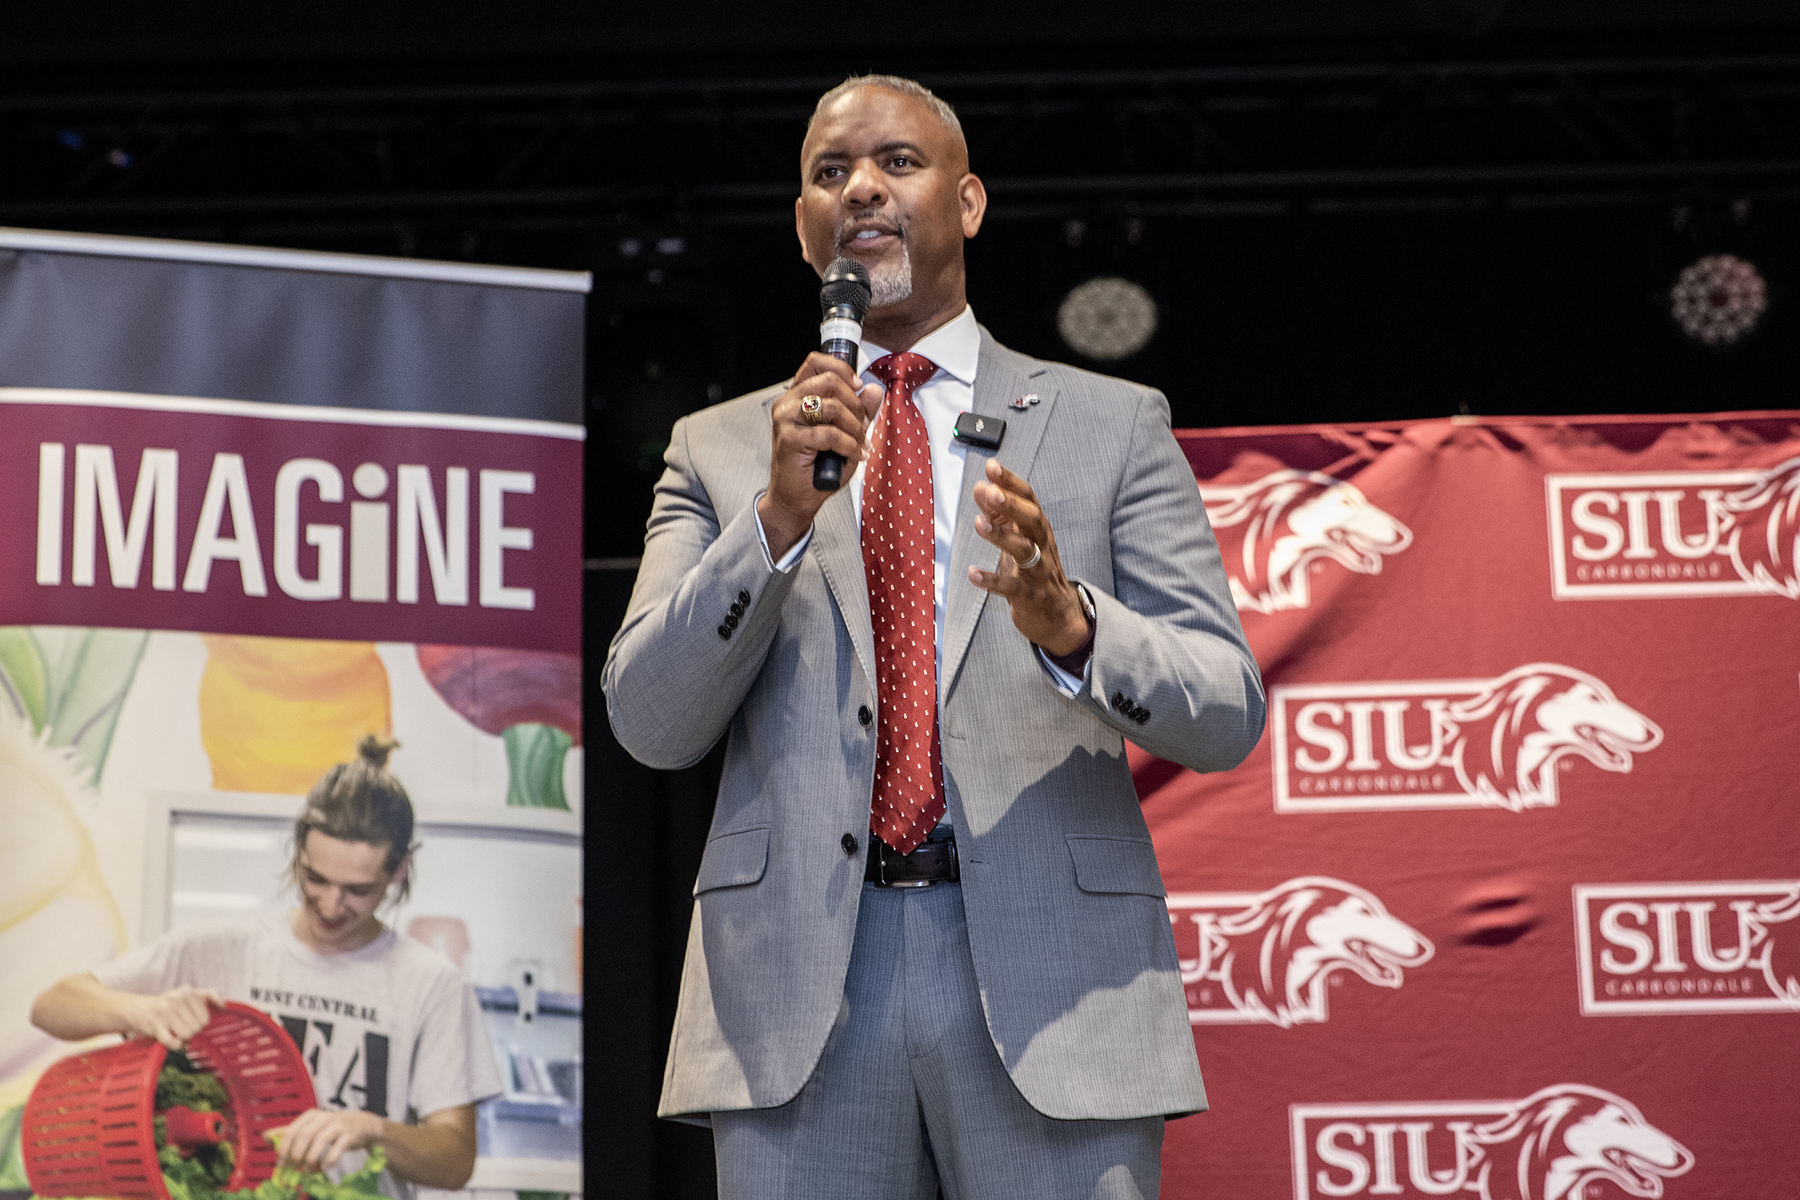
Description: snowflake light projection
xmin=1669 ymin=253 xmax=1768 ymax=348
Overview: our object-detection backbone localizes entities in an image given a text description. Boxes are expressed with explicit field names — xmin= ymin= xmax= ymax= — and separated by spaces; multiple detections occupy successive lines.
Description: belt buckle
xmin=878 ymin=845 xmax=934 ymax=888
xmin=874 ymin=833 xmax=956 ymax=888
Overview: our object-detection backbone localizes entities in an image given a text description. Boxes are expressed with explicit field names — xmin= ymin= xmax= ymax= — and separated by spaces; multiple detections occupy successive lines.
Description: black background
xmin=7 ymin=3 xmax=1800 ymax=1194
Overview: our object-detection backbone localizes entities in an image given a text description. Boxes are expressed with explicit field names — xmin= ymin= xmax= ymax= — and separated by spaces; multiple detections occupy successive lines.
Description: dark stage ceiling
xmin=2 ymin=0 xmax=1799 ymax=63
xmin=3 ymin=3 xmax=1798 ymax=558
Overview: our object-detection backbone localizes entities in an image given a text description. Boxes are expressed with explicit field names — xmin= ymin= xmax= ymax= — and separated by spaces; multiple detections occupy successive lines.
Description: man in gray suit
xmin=604 ymin=75 xmax=1263 ymax=1200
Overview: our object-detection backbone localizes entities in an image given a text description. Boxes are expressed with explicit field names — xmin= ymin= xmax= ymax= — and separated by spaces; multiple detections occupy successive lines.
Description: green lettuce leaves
xmin=133 ymin=1051 xmax=391 ymax=1200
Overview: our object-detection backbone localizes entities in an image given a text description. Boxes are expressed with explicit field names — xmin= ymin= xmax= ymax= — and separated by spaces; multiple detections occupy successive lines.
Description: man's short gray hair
xmin=807 ymin=74 xmax=964 ymax=144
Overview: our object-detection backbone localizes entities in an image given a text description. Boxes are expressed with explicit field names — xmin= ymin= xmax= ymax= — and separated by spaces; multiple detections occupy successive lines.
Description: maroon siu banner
xmin=0 ymin=389 xmax=582 ymax=654
xmin=1141 ymin=411 xmax=1800 ymax=1200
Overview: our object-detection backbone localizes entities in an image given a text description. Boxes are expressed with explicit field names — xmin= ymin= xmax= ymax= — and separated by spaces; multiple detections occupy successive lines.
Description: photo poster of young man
xmin=0 ymin=229 xmax=588 ymax=1200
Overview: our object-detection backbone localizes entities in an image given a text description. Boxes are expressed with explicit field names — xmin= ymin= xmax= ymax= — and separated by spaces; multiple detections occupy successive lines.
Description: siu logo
xmin=1200 ymin=469 xmax=1412 ymax=613
xmin=1545 ymin=456 xmax=1800 ymax=600
xmin=1291 ymin=1084 xmax=1694 ymax=1200
xmin=1168 ymin=877 xmax=1433 ymax=1026
xmin=1574 ymin=881 xmax=1800 ymax=1015
xmin=1273 ymin=664 xmax=1662 ymax=814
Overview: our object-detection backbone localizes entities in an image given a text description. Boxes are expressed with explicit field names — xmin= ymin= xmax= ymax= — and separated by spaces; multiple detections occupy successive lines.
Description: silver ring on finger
xmin=1016 ymin=541 xmax=1042 ymax=570
xmin=799 ymin=395 xmax=827 ymax=425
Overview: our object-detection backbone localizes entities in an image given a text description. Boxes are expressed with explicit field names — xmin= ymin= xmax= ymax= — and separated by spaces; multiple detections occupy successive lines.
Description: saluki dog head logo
xmin=1442 ymin=664 xmax=1663 ymax=812
xmin=1723 ymin=454 xmax=1800 ymax=598
xmin=1200 ymin=469 xmax=1412 ymax=613
xmin=1546 ymin=456 xmax=1800 ymax=599
xmin=1757 ymin=887 xmax=1800 ymax=1005
xmin=1576 ymin=882 xmax=1800 ymax=1014
xmin=1175 ymin=876 xmax=1433 ymax=1027
xmin=1274 ymin=664 xmax=1663 ymax=813
xmin=1468 ymin=1084 xmax=1695 ymax=1200
xmin=1293 ymin=1083 xmax=1694 ymax=1200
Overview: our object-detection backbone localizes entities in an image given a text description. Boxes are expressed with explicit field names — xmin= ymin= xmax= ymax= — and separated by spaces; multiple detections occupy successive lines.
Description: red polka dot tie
xmin=863 ymin=351 xmax=945 ymax=855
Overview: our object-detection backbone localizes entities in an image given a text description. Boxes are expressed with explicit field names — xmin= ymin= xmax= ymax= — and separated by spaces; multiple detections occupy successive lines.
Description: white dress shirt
xmin=755 ymin=305 xmax=1086 ymax=703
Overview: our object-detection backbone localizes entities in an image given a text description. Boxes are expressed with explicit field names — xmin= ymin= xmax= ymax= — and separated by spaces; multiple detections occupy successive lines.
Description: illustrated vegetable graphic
xmin=0 ymin=706 xmax=129 ymax=1129
xmin=0 ymin=626 xmax=149 ymax=789
xmin=415 ymin=646 xmax=580 ymax=810
xmin=198 ymin=636 xmax=391 ymax=794
xmin=0 ymin=626 xmax=141 ymax=1174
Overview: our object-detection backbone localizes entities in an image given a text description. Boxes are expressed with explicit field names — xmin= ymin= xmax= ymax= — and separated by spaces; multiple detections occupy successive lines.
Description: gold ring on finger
xmin=1016 ymin=541 xmax=1042 ymax=570
xmin=799 ymin=395 xmax=827 ymax=425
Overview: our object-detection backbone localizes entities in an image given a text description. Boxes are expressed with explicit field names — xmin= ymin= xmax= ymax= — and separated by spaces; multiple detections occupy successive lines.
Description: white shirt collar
xmin=860 ymin=304 xmax=980 ymax=385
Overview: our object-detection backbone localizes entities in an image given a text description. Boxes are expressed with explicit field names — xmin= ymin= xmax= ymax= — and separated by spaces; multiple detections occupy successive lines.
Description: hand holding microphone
xmin=756 ymin=257 xmax=884 ymax=560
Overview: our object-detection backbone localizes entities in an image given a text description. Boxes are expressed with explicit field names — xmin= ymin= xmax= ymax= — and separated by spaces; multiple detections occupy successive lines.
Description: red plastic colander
xmin=22 ymin=1002 xmax=314 ymax=1200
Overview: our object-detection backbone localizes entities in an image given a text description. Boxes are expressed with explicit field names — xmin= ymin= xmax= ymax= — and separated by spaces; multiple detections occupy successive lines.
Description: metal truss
xmin=4 ymin=50 xmax=1800 ymax=254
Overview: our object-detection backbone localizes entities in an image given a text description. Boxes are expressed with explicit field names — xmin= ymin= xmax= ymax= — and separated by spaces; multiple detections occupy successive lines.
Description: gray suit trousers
xmin=712 ymin=881 xmax=1164 ymax=1200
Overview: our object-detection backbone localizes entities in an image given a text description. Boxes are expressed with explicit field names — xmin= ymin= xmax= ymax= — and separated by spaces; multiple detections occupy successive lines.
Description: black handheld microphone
xmin=813 ymin=257 xmax=872 ymax=492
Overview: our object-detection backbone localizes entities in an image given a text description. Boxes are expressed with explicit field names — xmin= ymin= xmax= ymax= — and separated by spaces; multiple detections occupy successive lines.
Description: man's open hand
xmin=968 ymin=458 xmax=1089 ymax=656
xmin=758 ymin=352 xmax=884 ymax=560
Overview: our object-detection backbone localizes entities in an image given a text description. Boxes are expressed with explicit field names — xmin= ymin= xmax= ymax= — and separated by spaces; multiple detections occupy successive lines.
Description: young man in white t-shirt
xmin=31 ymin=738 xmax=503 ymax=1199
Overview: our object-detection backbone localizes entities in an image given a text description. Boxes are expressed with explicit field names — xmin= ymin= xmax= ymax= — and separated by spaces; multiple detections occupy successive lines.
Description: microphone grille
xmin=820 ymin=257 xmax=872 ymax=320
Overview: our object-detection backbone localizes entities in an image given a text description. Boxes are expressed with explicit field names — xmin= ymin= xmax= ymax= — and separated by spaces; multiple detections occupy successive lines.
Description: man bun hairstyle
xmin=289 ymin=733 xmax=418 ymax=904
xmin=808 ymin=74 xmax=964 ymax=145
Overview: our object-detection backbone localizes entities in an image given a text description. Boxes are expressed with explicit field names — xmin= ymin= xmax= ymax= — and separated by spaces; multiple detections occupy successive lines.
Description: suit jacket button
xmin=858 ymin=705 xmax=872 ymax=728
xmin=717 ymin=624 xmax=731 ymax=640
xmin=841 ymin=833 xmax=858 ymax=856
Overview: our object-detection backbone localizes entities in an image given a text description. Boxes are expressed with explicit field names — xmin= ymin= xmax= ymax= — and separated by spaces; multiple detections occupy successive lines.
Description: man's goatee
xmin=868 ymin=247 xmax=913 ymax=308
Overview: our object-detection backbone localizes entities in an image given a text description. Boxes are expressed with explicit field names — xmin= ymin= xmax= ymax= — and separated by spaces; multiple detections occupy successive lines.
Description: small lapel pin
xmin=1009 ymin=393 xmax=1040 ymax=410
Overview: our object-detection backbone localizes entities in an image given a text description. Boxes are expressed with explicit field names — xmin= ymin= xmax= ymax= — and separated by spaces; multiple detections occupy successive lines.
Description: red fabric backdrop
xmin=1147 ymin=411 xmax=1800 ymax=1200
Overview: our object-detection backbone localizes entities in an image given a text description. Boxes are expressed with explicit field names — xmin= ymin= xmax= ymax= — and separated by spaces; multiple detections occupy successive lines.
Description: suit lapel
xmin=812 ymin=489 xmax=874 ymax=689
xmin=941 ymin=329 xmax=1056 ymax=705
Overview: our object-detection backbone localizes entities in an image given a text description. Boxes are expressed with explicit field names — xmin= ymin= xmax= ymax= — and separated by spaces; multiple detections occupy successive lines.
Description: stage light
xmin=656 ymin=236 xmax=686 ymax=256
xmin=1057 ymin=277 xmax=1158 ymax=361
xmin=1669 ymin=253 xmax=1768 ymax=349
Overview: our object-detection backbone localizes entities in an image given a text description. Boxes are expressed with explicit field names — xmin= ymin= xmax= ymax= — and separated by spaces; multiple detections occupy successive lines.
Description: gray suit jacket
xmin=603 ymin=327 xmax=1264 ymax=1123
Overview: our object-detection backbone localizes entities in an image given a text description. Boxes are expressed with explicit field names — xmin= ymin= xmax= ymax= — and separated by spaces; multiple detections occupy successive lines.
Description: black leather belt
xmin=865 ymin=827 xmax=960 ymax=888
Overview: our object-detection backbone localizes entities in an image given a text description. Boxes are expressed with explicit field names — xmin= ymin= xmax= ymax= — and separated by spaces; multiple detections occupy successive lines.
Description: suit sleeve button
xmin=717 ymin=624 xmax=732 ymax=640
xmin=739 ymin=589 xmax=752 ymax=606
xmin=841 ymin=833 xmax=858 ymax=856
xmin=857 ymin=705 xmax=873 ymax=728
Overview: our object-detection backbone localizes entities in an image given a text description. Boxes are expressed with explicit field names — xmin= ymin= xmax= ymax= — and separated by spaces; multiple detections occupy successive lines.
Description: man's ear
xmin=959 ymin=173 xmax=988 ymax=239
xmin=796 ymin=197 xmax=815 ymax=267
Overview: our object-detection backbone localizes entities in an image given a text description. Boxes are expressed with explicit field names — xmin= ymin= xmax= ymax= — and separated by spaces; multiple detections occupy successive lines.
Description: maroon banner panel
xmin=0 ymin=391 xmax=583 ymax=654
xmin=1146 ymin=411 xmax=1800 ymax=1200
